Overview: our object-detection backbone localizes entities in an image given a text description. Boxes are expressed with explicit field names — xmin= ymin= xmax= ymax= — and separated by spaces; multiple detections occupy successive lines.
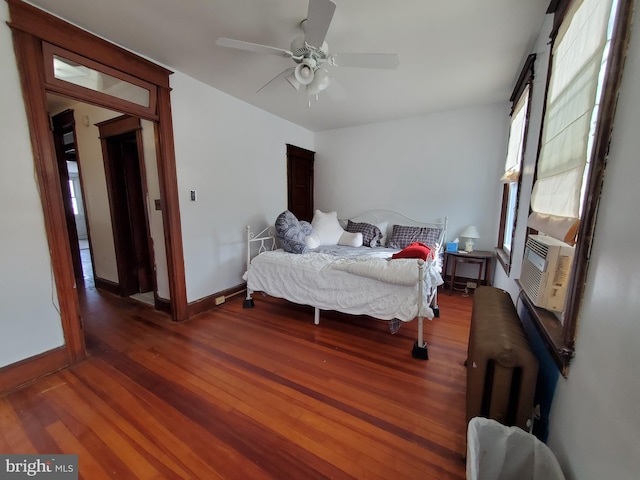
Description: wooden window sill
xmin=495 ymin=247 xmax=511 ymax=275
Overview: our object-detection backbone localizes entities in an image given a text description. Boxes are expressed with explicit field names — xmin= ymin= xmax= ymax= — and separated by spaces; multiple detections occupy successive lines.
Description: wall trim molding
xmin=187 ymin=283 xmax=246 ymax=317
xmin=0 ymin=347 xmax=69 ymax=395
xmin=93 ymin=277 xmax=120 ymax=295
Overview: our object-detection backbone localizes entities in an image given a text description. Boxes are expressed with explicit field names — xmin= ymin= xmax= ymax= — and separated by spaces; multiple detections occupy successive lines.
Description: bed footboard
xmin=412 ymin=259 xmax=430 ymax=359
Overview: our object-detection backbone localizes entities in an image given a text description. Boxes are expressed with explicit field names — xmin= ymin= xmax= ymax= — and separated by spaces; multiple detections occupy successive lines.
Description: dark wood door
xmin=52 ymin=110 xmax=83 ymax=279
xmin=98 ymin=116 xmax=154 ymax=297
xmin=286 ymin=144 xmax=315 ymax=222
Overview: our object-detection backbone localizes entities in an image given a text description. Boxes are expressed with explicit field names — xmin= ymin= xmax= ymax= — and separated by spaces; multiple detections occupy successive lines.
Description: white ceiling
xmin=27 ymin=0 xmax=549 ymax=132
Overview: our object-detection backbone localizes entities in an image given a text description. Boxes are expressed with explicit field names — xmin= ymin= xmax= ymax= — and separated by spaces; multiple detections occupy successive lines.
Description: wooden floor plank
xmin=45 ymin=420 xmax=113 ymax=480
xmin=0 ymin=282 xmax=473 ymax=479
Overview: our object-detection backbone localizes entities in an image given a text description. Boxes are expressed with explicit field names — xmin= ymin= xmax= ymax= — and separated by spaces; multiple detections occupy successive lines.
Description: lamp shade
xmin=286 ymin=72 xmax=302 ymax=91
xmin=294 ymin=63 xmax=314 ymax=85
xmin=307 ymin=68 xmax=332 ymax=95
xmin=461 ymin=225 xmax=480 ymax=239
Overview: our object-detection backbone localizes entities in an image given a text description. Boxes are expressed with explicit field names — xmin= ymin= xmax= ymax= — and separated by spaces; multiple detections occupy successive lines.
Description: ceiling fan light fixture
xmin=306 ymin=68 xmax=332 ymax=95
xmin=216 ymin=0 xmax=398 ymax=101
xmin=286 ymin=72 xmax=302 ymax=91
xmin=294 ymin=63 xmax=315 ymax=85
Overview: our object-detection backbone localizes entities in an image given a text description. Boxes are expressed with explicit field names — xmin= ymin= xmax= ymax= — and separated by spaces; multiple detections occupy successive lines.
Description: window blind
xmin=528 ymin=0 xmax=613 ymax=244
xmin=501 ymin=85 xmax=530 ymax=183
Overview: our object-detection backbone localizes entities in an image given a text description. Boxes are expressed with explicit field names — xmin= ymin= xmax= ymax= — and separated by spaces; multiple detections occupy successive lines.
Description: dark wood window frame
xmin=496 ymin=54 xmax=535 ymax=275
xmin=520 ymin=0 xmax=635 ymax=376
xmin=6 ymin=0 xmax=188 ymax=373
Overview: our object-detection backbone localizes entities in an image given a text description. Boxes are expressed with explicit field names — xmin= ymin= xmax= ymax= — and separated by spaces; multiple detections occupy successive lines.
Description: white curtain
xmin=528 ymin=0 xmax=613 ymax=243
xmin=501 ymin=86 xmax=529 ymax=183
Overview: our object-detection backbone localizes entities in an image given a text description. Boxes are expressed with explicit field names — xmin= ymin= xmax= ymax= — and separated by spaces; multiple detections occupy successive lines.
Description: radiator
xmin=466 ymin=286 xmax=539 ymax=431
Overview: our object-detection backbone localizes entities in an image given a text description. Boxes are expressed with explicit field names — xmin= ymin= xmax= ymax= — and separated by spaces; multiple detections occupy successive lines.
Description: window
xmin=529 ymin=0 xmax=617 ymax=243
xmin=68 ymin=179 xmax=79 ymax=215
xmin=497 ymin=56 xmax=534 ymax=275
xmin=42 ymin=43 xmax=158 ymax=120
xmin=519 ymin=0 xmax=632 ymax=375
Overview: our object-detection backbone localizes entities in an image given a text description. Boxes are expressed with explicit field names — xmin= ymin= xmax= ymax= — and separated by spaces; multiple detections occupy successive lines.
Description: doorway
xmin=98 ymin=116 xmax=155 ymax=298
xmin=9 ymin=1 xmax=188 ymax=361
xmin=47 ymin=92 xmax=165 ymax=304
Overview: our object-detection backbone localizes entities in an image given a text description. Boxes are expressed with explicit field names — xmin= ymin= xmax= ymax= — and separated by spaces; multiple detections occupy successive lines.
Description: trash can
xmin=466 ymin=417 xmax=565 ymax=480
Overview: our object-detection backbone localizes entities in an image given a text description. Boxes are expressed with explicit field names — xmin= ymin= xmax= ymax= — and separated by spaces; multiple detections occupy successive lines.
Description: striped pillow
xmin=346 ymin=220 xmax=383 ymax=247
xmin=387 ymin=225 xmax=442 ymax=249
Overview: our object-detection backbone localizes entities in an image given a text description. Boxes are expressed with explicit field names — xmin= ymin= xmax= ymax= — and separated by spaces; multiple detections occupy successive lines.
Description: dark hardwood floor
xmin=1 ymin=276 xmax=473 ymax=479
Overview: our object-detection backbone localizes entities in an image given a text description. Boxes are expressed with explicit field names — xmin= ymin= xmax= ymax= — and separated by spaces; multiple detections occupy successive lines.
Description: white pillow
xmin=305 ymin=210 xmax=363 ymax=248
xmin=339 ymin=231 xmax=363 ymax=247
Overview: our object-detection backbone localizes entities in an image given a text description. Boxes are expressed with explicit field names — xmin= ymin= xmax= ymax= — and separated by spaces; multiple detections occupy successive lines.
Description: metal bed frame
xmin=243 ymin=210 xmax=447 ymax=360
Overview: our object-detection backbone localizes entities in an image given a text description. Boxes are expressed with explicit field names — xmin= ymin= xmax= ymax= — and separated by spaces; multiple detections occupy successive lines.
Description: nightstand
xmin=443 ymin=250 xmax=494 ymax=294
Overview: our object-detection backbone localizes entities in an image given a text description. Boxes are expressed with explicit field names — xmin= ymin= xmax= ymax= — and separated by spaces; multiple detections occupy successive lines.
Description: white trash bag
xmin=466 ymin=417 xmax=565 ymax=480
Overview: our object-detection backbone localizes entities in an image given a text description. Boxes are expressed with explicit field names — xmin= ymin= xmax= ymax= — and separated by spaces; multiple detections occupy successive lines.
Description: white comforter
xmin=243 ymin=248 xmax=443 ymax=322
xmin=330 ymin=256 xmax=430 ymax=286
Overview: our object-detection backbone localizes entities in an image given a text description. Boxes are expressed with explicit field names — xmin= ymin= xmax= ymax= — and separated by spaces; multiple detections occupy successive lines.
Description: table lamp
xmin=461 ymin=225 xmax=480 ymax=252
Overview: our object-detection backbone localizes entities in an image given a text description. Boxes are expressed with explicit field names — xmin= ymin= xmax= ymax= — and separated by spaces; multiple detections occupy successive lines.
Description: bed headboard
xmin=245 ymin=210 xmax=448 ymax=270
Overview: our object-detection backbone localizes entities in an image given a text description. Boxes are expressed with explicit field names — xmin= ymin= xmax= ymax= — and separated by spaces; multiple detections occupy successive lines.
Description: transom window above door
xmin=43 ymin=43 xmax=157 ymax=119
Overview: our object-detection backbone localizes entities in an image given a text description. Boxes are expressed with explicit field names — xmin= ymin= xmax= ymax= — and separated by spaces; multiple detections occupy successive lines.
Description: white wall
xmin=315 ymin=104 xmax=508 ymax=283
xmin=170 ymin=71 xmax=314 ymax=302
xmin=70 ymin=103 xmax=120 ymax=283
xmin=0 ymin=2 xmax=65 ymax=367
xmin=493 ymin=8 xmax=640 ymax=480
xmin=314 ymin=105 xmax=508 ymax=250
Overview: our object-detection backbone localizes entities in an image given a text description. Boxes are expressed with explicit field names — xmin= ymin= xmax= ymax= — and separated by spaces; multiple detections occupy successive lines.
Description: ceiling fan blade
xmin=330 ymin=53 xmax=400 ymax=69
xmin=304 ymin=0 xmax=336 ymax=47
xmin=256 ymin=67 xmax=296 ymax=93
xmin=216 ymin=38 xmax=294 ymax=59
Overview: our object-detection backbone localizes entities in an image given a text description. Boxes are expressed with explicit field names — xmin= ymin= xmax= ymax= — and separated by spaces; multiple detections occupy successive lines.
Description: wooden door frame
xmin=6 ymin=0 xmax=188 ymax=370
xmin=97 ymin=115 xmax=157 ymax=298
xmin=51 ymin=109 xmax=83 ymax=280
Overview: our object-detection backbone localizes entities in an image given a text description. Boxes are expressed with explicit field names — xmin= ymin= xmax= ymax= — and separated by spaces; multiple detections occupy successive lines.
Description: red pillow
xmin=391 ymin=242 xmax=432 ymax=261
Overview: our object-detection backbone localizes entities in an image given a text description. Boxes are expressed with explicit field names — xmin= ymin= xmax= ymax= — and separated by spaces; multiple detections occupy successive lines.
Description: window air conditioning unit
xmin=520 ymin=234 xmax=575 ymax=313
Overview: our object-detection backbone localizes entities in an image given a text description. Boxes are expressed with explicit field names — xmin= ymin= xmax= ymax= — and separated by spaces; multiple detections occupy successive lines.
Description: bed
xmin=242 ymin=210 xmax=447 ymax=359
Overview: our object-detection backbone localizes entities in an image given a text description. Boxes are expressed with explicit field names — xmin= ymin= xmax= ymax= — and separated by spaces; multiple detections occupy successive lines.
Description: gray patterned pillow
xmin=388 ymin=225 xmax=442 ymax=249
xmin=275 ymin=210 xmax=312 ymax=254
xmin=346 ymin=220 xmax=383 ymax=247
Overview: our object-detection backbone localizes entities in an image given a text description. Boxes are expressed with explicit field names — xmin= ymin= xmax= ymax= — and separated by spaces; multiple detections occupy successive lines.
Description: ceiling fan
xmin=215 ymin=0 xmax=399 ymax=99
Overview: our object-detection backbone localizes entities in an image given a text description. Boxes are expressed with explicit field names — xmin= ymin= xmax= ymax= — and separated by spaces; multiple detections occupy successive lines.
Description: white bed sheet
xmin=244 ymin=248 xmax=443 ymax=322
